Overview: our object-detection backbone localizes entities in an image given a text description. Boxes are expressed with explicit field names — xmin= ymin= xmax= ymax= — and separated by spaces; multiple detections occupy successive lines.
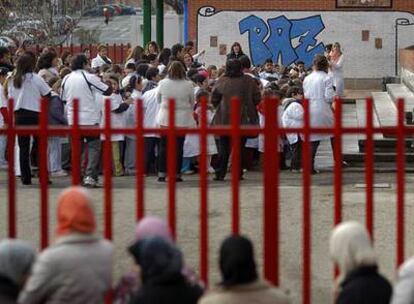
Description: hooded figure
xmin=0 ymin=239 xmax=35 ymax=304
xmin=128 ymin=237 xmax=203 ymax=304
xmin=19 ymin=187 xmax=113 ymax=304
xmin=199 ymin=235 xmax=290 ymax=304
xmin=114 ymin=216 xmax=203 ymax=304
xmin=330 ymin=221 xmax=392 ymax=304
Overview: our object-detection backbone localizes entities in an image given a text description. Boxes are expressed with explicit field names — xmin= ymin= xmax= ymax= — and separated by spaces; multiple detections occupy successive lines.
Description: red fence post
xmin=71 ymin=99 xmax=81 ymax=185
xmin=334 ymin=97 xmax=342 ymax=226
xmin=263 ymin=97 xmax=279 ymax=286
xmin=365 ymin=98 xmax=374 ymax=237
xmin=199 ymin=96 xmax=209 ymax=284
xmin=136 ymin=99 xmax=145 ymax=220
xmin=7 ymin=98 xmax=16 ymax=238
xmin=167 ymin=99 xmax=177 ymax=239
xmin=104 ymin=99 xmax=113 ymax=241
xmin=230 ymin=97 xmax=241 ymax=235
xmin=39 ymin=98 xmax=49 ymax=249
xmin=302 ymin=99 xmax=312 ymax=304
xmin=396 ymin=98 xmax=405 ymax=267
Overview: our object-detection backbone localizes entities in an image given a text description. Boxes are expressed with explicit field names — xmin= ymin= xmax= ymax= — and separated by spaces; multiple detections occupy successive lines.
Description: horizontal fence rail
xmin=0 ymin=96 xmax=409 ymax=304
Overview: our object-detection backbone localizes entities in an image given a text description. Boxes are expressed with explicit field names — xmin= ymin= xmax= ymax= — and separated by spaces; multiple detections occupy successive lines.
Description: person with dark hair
xmin=296 ymin=61 xmax=306 ymax=80
xmin=157 ymin=48 xmax=171 ymax=73
xmin=0 ymin=47 xmax=14 ymax=71
xmin=136 ymin=63 xmax=149 ymax=78
xmin=60 ymin=50 xmax=72 ymax=68
xmin=143 ymin=67 xmax=160 ymax=94
xmin=144 ymin=41 xmax=160 ymax=56
xmin=61 ymin=54 xmax=112 ymax=187
xmin=170 ymin=44 xmax=184 ymax=61
xmin=199 ymin=235 xmax=290 ymax=304
xmin=37 ymin=51 xmax=59 ymax=82
xmin=260 ymin=58 xmax=280 ymax=82
xmin=325 ymin=43 xmax=333 ymax=60
xmin=128 ymin=236 xmax=203 ymax=304
xmin=183 ymin=52 xmax=194 ymax=70
xmin=0 ymin=67 xmax=9 ymax=169
xmin=156 ymin=61 xmax=195 ymax=182
xmin=303 ymin=54 xmax=338 ymax=174
xmin=0 ymin=239 xmax=35 ymax=304
xmin=8 ymin=52 xmax=52 ymax=185
xmin=282 ymin=86 xmax=304 ymax=172
xmin=91 ymin=44 xmax=112 ymax=69
xmin=211 ymin=59 xmax=261 ymax=181
xmin=126 ymin=45 xmax=144 ymax=66
xmin=227 ymin=42 xmax=245 ymax=61
xmin=121 ymin=62 xmax=136 ymax=89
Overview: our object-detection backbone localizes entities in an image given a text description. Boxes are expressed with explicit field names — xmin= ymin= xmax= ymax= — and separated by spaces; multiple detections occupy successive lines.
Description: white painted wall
xmin=197 ymin=9 xmax=414 ymax=78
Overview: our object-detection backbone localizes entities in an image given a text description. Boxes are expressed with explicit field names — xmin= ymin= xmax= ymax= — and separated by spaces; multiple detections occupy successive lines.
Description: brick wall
xmin=189 ymin=0 xmax=414 ymax=39
xmin=189 ymin=0 xmax=414 ymax=81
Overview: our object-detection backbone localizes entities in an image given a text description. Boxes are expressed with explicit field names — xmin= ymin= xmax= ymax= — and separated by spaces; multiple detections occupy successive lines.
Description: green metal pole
xmin=143 ymin=0 xmax=152 ymax=46
xmin=156 ymin=0 xmax=164 ymax=49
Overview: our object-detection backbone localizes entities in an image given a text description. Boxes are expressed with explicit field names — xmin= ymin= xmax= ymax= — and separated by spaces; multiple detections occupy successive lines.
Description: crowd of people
xmin=0 ymin=186 xmax=414 ymax=303
xmin=0 ymin=40 xmax=348 ymax=186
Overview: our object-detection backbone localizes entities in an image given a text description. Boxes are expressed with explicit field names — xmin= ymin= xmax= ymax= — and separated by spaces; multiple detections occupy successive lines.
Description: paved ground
xmin=1 ymin=166 xmax=414 ymax=303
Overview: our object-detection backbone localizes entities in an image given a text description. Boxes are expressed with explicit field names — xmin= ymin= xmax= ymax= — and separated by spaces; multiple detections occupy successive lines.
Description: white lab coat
xmin=303 ymin=70 xmax=335 ymax=142
xmin=391 ymin=257 xmax=414 ymax=304
xmin=99 ymin=93 xmax=126 ymax=141
xmin=329 ymin=54 xmax=344 ymax=96
xmin=91 ymin=54 xmax=112 ymax=69
xmin=282 ymin=99 xmax=304 ymax=145
xmin=258 ymin=106 xmax=284 ymax=153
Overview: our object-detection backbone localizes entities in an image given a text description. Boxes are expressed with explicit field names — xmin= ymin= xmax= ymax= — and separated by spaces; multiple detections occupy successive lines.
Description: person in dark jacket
xmin=47 ymin=77 xmax=68 ymax=177
xmin=0 ymin=239 xmax=35 ymax=304
xmin=211 ymin=58 xmax=261 ymax=181
xmin=128 ymin=236 xmax=203 ymax=304
xmin=330 ymin=221 xmax=392 ymax=304
xmin=226 ymin=42 xmax=245 ymax=61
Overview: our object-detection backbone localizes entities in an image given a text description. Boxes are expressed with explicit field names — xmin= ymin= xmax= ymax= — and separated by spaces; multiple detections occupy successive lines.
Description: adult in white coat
xmin=329 ymin=42 xmax=345 ymax=97
xmin=303 ymin=54 xmax=336 ymax=174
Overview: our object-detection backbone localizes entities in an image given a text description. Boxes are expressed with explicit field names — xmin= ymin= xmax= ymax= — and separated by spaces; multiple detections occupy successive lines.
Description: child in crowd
xmin=121 ymin=62 xmax=136 ymax=89
xmin=182 ymin=90 xmax=217 ymax=174
xmin=124 ymin=75 xmax=144 ymax=175
xmin=0 ymin=67 xmax=8 ymax=168
xmin=48 ymin=77 xmax=68 ymax=177
xmin=101 ymin=74 xmax=132 ymax=177
xmin=259 ymin=58 xmax=280 ymax=82
xmin=282 ymin=86 xmax=304 ymax=172
xmin=257 ymin=88 xmax=287 ymax=170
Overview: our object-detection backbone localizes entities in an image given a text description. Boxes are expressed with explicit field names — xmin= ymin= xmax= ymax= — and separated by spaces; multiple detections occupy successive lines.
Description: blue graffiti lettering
xmin=239 ymin=14 xmax=325 ymax=68
xmin=239 ymin=15 xmax=273 ymax=65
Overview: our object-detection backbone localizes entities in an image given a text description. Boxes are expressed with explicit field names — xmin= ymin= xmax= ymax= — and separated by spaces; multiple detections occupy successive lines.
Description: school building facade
xmin=188 ymin=0 xmax=414 ymax=88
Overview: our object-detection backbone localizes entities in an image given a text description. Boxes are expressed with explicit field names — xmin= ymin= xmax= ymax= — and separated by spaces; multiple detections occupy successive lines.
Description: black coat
xmin=336 ymin=266 xmax=392 ymax=304
xmin=0 ymin=275 xmax=19 ymax=304
xmin=130 ymin=274 xmax=203 ymax=304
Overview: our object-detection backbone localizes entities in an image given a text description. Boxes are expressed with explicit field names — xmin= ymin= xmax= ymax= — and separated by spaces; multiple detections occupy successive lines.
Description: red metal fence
xmin=0 ymin=96 xmax=409 ymax=304
xmin=27 ymin=43 xmax=132 ymax=64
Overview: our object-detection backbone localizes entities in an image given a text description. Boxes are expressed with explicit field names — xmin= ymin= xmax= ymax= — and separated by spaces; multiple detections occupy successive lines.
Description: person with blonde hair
xmin=19 ymin=187 xmax=113 ymax=304
xmin=330 ymin=221 xmax=392 ymax=304
xmin=329 ymin=42 xmax=345 ymax=96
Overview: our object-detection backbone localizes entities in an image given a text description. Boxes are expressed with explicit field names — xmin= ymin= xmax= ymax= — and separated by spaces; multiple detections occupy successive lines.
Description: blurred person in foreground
xmin=199 ymin=235 xmax=290 ymax=304
xmin=330 ymin=221 xmax=392 ymax=304
xmin=19 ymin=187 xmax=113 ymax=304
xmin=0 ymin=239 xmax=35 ymax=304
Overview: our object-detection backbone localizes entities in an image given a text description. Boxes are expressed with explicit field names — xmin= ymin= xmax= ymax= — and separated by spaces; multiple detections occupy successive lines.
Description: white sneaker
xmin=50 ymin=170 xmax=68 ymax=177
xmin=82 ymin=176 xmax=97 ymax=188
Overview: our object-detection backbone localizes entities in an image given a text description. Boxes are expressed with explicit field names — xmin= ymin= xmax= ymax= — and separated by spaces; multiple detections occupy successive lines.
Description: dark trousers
xmin=290 ymin=139 xmax=302 ymax=170
xmin=15 ymin=109 xmax=39 ymax=184
xmin=311 ymin=137 xmax=339 ymax=170
xmin=80 ymin=136 xmax=101 ymax=180
xmin=144 ymin=137 xmax=160 ymax=174
xmin=216 ymin=136 xmax=247 ymax=179
xmin=158 ymin=136 xmax=185 ymax=177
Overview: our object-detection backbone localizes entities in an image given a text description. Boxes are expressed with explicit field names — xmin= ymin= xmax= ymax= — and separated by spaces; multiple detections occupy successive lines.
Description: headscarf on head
xmin=129 ymin=236 xmax=183 ymax=284
xmin=56 ymin=187 xmax=96 ymax=237
xmin=134 ymin=216 xmax=173 ymax=243
xmin=219 ymin=235 xmax=258 ymax=287
xmin=0 ymin=239 xmax=35 ymax=286
xmin=330 ymin=221 xmax=377 ymax=283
